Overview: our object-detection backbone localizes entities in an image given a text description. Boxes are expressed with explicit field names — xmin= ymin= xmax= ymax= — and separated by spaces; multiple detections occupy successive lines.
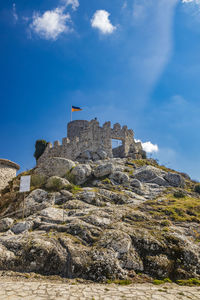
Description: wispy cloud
xmin=62 ymin=0 xmax=79 ymax=11
xmin=181 ymin=0 xmax=199 ymax=3
xmin=12 ymin=3 xmax=18 ymax=23
xmin=91 ymin=10 xmax=116 ymax=34
xmin=129 ymin=0 xmax=178 ymax=104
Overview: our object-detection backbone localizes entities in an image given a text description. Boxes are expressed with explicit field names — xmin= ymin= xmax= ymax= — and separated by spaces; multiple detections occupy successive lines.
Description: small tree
xmin=34 ymin=140 xmax=48 ymax=161
xmin=194 ymin=184 xmax=200 ymax=194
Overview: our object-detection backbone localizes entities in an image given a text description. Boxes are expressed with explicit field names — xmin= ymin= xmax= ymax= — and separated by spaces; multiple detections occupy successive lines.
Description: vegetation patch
xmin=194 ymin=184 xmax=200 ymax=194
xmin=34 ymin=140 xmax=48 ymax=161
xmin=64 ymin=184 xmax=82 ymax=194
xmin=106 ymin=279 xmax=132 ymax=285
xmin=63 ymin=171 xmax=75 ymax=184
xmin=176 ymin=278 xmax=200 ymax=286
xmin=102 ymin=178 xmax=111 ymax=184
xmin=143 ymin=194 xmax=200 ymax=222
xmin=153 ymin=278 xmax=172 ymax=285
xmin=31 ymin=174 xmax=47 ymax=190
xmin=173 ymin=191 xmax=185 ymax=199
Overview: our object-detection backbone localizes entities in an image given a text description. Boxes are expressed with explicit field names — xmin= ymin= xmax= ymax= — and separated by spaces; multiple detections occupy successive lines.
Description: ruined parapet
xmin=37 ymin=119 xmax=146 ymax=165
xmin=0 ymin=159 xmax=20 ymax=191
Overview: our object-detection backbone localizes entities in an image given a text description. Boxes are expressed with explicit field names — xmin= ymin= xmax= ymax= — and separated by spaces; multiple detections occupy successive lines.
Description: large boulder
xmin=35 ymin=157 xmax=76 ymax=177
xmin=164 ymin=172 xmax=185 ymax=188
xmin=39 ymin=207 xmax=66 ymax=223
xmin=97 ymin=230 xmax=132 ymax=255
xmin=93 ymin=163 xmax=115 ymax=178
xmin=96 ymin=150 xmax=108 ymax=160
xmin=46 ymin=176 xmax=70 ymax=190
xmin=110 ymin=171 xmax=130 ymax=186
xmin=133 ymin=166 xmax=185 ymax=188
xmin=21 ymin=189 xmax=51 ymax=218
xmin=145 ymin=255 xmax=173 ymax=279
xmin=11 ymin=221 xmax=33 ymax=235
xmin=0 ymin=244 xmax=16 ymax=270
xmin=86 ymin=248 xmax=127 ymax=282
xmin=76 ymin=150 xmax=108 ymax=162
xmin=134 ymin=166 xmax=166 ymax=183
xmin=71 ymin=164 xmax=92 ymax=184
xmin=0 ymin=218 xmax=14 ymax=232
xmin=130 ymin=179 xmax=143 ymax=189
xmin=54 ymin=190 xmax=73 ymax=205
xmin=149 ymin=176 xmax=169 ymax=186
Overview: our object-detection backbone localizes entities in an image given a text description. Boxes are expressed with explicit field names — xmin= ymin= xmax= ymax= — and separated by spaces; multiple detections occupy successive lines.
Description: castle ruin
xmin=38 ymin=119 xmax=146 ymax=164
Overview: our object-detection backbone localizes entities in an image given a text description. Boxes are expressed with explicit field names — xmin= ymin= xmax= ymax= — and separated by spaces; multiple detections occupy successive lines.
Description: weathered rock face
xmin=11 ymin=221 xmax=33 ymax=235
xmin=71 ymin=164 xmax=92 ymax=184
xmin=0 ymin=218 xmax=14 ymax=232
xmin=164 ymin=172 xmax=185 ymax=188
xmin=134 ymin=166 xmax=185 ymax=188
xmin=35 ymin=157 xmax=76 ymax=177
xmin=110 ymin=171 xmax=130 ymax=186
xmin=22 ymin=189 xmax=52 ymax=217
xmin=0 ymin=158 xmax=199 ymax=282
xmin=46 ymin=176 xmax=70 ymax=190
xmin=93 ymin=163 xmax=115 ymax=178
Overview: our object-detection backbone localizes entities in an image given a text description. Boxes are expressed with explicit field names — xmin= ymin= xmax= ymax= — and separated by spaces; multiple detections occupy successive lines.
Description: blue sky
xmin=0 ymin=0 xmax=200 ymax=180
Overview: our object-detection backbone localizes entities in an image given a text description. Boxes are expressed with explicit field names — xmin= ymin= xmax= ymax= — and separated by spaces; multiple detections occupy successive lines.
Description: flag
xmin=72 ymin=106 xmax=82 ymax=112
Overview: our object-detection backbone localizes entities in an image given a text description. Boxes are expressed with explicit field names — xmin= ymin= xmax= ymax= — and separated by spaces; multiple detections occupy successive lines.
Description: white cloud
xmin=182 ymin=0 xmax=195 ymax=2
xmin=30 ymin=7 xmax=71 ymax=40
xmin=62 ymin=0 xmax=79 ymax=10
xmin=135 ymin=139 xmax=159 ymax=153
xmin=181 ymin=0 xmax=200 ymax=3
xmin=91 ymin=10 xmax=116 ymax=34
xmin=12 ymin=3 xmax=18 ymax=23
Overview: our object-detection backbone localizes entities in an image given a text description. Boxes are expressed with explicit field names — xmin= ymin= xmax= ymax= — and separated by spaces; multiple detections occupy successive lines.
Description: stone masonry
xmin=38 ymin=119 xmax=146 ymax=165
xmin=0 ymin=159 xmax=20 ymax=191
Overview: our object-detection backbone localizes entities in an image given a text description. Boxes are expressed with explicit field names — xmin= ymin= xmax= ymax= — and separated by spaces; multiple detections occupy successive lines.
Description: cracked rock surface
xmin=0 ymin=158 xmax=200 ymax=283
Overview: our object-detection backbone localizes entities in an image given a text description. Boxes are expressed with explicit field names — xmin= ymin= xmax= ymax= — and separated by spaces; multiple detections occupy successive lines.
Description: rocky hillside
xmin=0 ymin=157 xmax=200 ymax=283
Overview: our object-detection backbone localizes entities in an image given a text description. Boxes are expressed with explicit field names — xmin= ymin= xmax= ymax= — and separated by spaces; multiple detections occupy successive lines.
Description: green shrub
xmin=173 ymin=191 xmax=185 ymax=198
xmin=46 ymin=178 xmax=65 ymax=192
xmin=64 ymin=184 xmax=82 ymax=194
xmin=153 ymin=278 xmax=172 ymax=285
xmin=31 ymin=174 xmax=47 ymax=188
xmin=160 ymin=220 xmax=172 ymax=227
xmin=102 ymin=178 xmax=111 ymax=184
xmin=194 ymin=184 xmax=200 ymax=194
xmin=176 ymin=278 xmax=200 ymax=286
xmin=107 ymin=279 xmax=132 ymax=285
xmin=34 ymin=140 xmax=48 ymax=160
xmin=63 ymin=171 xmax=75 ymax=184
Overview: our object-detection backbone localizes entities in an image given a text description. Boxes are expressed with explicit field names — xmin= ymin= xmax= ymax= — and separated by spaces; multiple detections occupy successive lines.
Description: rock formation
xmin=0 ymin=156 xmax=200 ymax=283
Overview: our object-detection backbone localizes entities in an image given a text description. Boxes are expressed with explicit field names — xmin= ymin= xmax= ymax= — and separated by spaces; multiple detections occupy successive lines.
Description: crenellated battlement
xmin=37 ymin=119 xmax=146 ymax=164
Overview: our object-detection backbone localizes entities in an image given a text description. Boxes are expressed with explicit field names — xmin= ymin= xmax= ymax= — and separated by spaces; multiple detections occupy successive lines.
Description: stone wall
xmin=0 ymin=159 xmax=20 ymax=191
xmin=38 ymin=119 xmax=145 ymax=164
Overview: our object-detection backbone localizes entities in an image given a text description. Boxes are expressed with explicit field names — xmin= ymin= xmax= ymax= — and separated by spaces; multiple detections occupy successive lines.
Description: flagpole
xmin=71 ymin=105 xmax=72 ymax=122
